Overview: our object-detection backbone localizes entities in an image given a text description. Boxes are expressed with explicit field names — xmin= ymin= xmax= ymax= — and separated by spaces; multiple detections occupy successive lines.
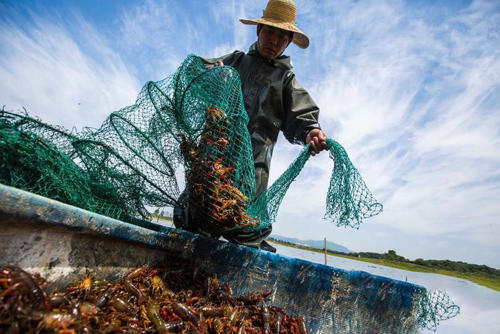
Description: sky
xmin=1 ymin=0 xmax=499 ymax=268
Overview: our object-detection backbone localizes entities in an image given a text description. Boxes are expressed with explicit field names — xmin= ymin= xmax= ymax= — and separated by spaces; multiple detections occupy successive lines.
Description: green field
xmin=269 ymin=240 xmax=500 ymax=292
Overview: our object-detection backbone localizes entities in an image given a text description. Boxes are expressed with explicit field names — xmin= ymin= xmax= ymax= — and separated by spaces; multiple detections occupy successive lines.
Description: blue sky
xmin=1 ymin=0 xmax=499 ymax=268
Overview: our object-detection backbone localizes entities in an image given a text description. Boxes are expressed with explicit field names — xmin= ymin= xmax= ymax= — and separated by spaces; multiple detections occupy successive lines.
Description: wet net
xmin=0 ymin=55 xmax=382 ymax=234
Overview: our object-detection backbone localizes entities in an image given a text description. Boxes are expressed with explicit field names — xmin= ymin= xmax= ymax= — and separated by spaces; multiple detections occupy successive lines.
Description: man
xmin=175 ymin=0 xmax=327 ymax=252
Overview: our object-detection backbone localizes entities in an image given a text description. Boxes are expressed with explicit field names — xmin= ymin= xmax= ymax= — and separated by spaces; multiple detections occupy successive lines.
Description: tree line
xmin=268 ymin=238 xmax=500 ymax=278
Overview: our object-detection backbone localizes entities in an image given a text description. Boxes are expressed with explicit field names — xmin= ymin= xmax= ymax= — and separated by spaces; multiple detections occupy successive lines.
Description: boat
xmin=0 ymin=184 xmax=428 ymax=333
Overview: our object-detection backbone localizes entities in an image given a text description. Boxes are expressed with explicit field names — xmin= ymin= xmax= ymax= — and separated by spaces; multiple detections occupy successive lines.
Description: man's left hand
xmin=306 ymin=129 xmax=328 ymax=156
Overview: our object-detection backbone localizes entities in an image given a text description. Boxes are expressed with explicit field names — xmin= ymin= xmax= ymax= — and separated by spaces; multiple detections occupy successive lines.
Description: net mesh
xmin=0 ymin=54 xmax=459 ymax=330
xmin=0 ymin=55 xmax=382 ymax=233
xmin=325 ymin=138 xmax=384 ymax=229
xmin=417 ymin=290 xmax=461 ymax=331
xmin=0 ymin=112 xmax=131 ymax=222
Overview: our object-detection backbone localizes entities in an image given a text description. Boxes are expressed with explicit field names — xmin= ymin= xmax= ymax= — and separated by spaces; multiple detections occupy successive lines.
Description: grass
xmin=269 ymin=240 xmax=500 ymax=292
xmin=149 ymin=214 xmax=173 ymax=222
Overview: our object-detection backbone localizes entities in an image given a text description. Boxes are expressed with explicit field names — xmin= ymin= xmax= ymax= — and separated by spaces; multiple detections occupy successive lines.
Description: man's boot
xmin=259 ymin=240 xmax=276 ymax=253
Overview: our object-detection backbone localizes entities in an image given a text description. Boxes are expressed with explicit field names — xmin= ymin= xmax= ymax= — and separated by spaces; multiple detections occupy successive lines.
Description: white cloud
xmin=268 ymin=0 xmax=500 ymax=266
xmin=117 ymin=0 xmax=188 ymax=79
xmin=0 ymin=13 xmax=139 ymax=129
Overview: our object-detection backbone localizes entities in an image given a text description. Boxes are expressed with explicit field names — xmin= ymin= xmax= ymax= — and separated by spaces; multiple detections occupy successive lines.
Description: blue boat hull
xmin=0 ymin=184 xmax=422 ymax=333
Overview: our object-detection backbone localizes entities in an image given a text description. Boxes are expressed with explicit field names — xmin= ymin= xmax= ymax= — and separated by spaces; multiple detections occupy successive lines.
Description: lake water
xmin=273 ymin=243 xmax=500 ymax=334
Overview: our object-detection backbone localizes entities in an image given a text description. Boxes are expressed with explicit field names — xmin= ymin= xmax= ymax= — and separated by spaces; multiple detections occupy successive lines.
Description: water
xmin=273 ymin=243 xmax=500 ymax=334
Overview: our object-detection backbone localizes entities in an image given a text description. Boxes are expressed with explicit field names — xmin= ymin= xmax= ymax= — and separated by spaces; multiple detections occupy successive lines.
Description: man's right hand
xmin=306 ymin=128 xmax=328 ymax=156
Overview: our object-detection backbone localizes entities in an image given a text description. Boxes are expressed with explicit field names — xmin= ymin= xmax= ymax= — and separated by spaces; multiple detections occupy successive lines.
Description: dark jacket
xmin=203 ymin=43 xmax=321 ymax=197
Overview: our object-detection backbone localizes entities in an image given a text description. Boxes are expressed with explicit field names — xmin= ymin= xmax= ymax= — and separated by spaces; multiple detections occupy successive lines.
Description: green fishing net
xmin=0 ymin=55 xmax=382 ymax=234
xmin=0 ymin=113 xmax=130 ymax=222
xmin=417 ymin=290 xmax=461 ymax=331
xmin=325 ymin=138 xmax=384 ymax=229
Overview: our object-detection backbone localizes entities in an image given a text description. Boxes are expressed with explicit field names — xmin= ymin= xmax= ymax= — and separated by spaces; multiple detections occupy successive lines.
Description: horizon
xmin=1 ymin=0 xmax=499 ymax=267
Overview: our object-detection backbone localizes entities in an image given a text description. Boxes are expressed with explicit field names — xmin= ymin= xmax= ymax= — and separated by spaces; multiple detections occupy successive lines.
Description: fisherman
xmin=174 ymin=0 xmax=327 ymax=252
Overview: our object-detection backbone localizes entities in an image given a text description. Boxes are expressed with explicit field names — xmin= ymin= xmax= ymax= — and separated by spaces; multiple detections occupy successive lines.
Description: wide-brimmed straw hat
xmin=240 ymin=0 xmax=310 ymax=49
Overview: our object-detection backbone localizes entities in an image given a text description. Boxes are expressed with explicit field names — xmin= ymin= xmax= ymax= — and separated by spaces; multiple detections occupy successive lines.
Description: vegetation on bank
xmin=268 ymin=238 xmax=500 ymax=292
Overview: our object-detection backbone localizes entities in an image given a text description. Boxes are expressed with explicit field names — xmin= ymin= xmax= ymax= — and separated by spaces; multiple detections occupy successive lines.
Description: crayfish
xmin=180 ymin=105 xmax=260 ymax=233
xmin=0 ymin=264 xmax=309 ymax=333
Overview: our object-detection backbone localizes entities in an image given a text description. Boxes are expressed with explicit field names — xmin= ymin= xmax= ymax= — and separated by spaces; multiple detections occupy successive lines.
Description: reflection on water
xmin=273 ymin=244 xmax=500 ymax=334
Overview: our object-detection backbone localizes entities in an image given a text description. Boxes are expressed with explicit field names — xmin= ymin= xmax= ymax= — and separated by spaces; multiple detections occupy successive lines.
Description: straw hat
xmin=240 ymin=0 xmax=310 ymax=49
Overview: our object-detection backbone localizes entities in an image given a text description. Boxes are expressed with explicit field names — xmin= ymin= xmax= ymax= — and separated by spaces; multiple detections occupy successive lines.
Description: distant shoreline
xmin=269 ymin=240 xmax=500 ymax=292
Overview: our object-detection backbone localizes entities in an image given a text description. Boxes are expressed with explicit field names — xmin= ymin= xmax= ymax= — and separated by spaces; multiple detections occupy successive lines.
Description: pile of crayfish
xmin=180 ymin=105 xmax=260 ymax=232
xmin=0 ymin=264 xmax=308 ymax=333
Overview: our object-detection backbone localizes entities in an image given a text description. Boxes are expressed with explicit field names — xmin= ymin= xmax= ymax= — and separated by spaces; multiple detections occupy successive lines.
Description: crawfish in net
xmin=158 ymin=56 xmax=384 ymax=234
xmin=180 ymin=105 xmax=260 ymax=234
